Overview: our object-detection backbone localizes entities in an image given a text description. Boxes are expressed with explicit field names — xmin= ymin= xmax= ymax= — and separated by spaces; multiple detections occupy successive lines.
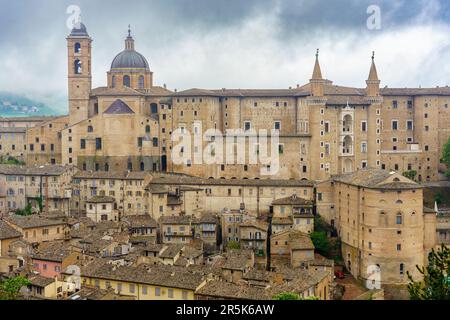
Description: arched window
xmin=145 ymin=125 xmax=150 ymax=133
xmin=399 ymin=263 xmax=404 ymax=275
xmin=138 ymin=75 xmax=145 ymax=89
xmin=105 ymin=163 xmax=109 ymax=172
xmin=396 ymin=212 xmax=403 ymax=225
xmin=123 ymin=75 xmax=131 ymax=87
xmin=127 ymin=162 xmax=133 ymax=171
xmin=82 ymin=163 xmax=87 ymax=170
xmin=74 ymin=60 xmax=82 ymax=74
xmin=393 ymin=177 xmax=401 ymax=182
xmin=396 ymin=200 xmax=403 ymax=204
xmin=74 ymin=42 xmax=81 ymax=53
xmin=140 ymin=162 xmax=145 ymax=171
xmin=111 ymin=76 xmax=116 ymax=88
xmin=87 ymin=125 xmax=93 ymax=133
xmin=95 ymin=163 xmax=99 ymax=171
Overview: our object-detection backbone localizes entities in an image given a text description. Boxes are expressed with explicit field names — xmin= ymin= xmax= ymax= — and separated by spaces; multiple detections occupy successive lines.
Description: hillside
xmin=0 ymin=92 xmax=65 ymax=117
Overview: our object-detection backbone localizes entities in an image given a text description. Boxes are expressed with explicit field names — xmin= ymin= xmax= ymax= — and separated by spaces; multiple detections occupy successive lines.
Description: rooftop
xmin=0 ymin=164 xmax=74 ymax=176
xmin=87 ymin=196 xmax=115 ymax=203
xmin=81 ymin=260 xmax=205 ymax=291
xmin=0 ymin=220 xmax=22 ymax=240
xmin=4 ymin=215 xmax=66 ymax=229
xmin=147 ymin=173 xmax=314 ymax=188
xmin=271 ymin=194 xmax=314 ymax=206
xmin=123 ymin=215 xmax=157 ymax=229
xmin=331 ymin=168 xmax=420 ymax=190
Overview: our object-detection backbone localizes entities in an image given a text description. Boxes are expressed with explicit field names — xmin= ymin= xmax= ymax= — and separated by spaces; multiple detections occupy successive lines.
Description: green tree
xmin=407 ymin=245 xmax=450 ymax=300
xmin=273 ymin=292 xmax=300 ymax=300
xmin=227 ymin=240 xmax=240 ymax=250
xmin=434 ymin=192 xmax=443 ymax=205
xmin=15 ymin=203 xmax=33 ymax=216
xmin=402 ymin=170 xmax=417 ymax=181
xmin=0 ymin=276 xmax=31 ymax=300
xmin=310 ymin=231 xmax=330 ymax=257
xmin=441 ymin=137 xmax=450 ymax=180
xmin=0 ymin=156 xmax=25 ymax=165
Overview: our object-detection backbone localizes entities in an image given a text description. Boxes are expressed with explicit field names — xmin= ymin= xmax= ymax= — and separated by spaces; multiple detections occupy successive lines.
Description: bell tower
xmin=67 ymin=22 xmax=92 ymax=125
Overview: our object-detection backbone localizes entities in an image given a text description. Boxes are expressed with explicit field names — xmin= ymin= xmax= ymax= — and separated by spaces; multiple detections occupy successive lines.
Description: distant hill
xmin=0 ymin=92 xmax=66 ymax=117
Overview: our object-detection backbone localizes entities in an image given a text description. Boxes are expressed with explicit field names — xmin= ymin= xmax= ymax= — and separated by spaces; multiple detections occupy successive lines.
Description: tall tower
xmin=366 ymin=52 xmax=383 ymax=169
xmin=366 ymin=51 xmax=380 ymax=97
xmin=67 ymin=22 xmax=92 ymax=125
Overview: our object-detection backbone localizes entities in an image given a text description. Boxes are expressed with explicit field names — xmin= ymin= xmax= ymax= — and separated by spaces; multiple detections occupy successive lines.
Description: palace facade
xmin=18 ymin=23 xmax=450 ymax=183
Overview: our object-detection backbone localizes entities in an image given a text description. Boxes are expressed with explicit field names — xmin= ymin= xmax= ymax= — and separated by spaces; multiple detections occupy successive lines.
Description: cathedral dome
xmin=111 ymin=50 xmax=149 ymax=69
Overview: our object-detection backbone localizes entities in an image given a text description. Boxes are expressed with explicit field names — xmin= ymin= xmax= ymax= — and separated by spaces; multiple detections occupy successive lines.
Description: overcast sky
xmin=1 ymin=0 xmax=450 ymax=111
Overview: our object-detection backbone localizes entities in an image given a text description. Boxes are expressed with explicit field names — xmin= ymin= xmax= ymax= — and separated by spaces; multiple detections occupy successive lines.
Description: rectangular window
xmin=392 ymin=120 xmax=398 ymax=131
xmin=155 ymin=287 xmax=161 ymax=296
xmin=96 ymin=138 xmax=102 ymax=150
xmin=361 ymin=142 xmax=367 ymax=153
xmin=392 ymin=100 xmax=398 ymax=109
xmin=407 ymin=120 xmax=413 ymax=131
xmin=168 ymin=289 xmax=174 ymax=298
xmin=142 ymin=286 xmax=147 ymax=295
xmin=274 ymin=121 xmax=281 ymax=130
xmin=80 ymin=139 xmax=86 ymax=149
xmin=407 ymin=100 xmax=413 ymax=109
xmin=361 ymin=121 xmax=367 ymax=132
xmin=244 ymin=121 xmax=251 ymax=131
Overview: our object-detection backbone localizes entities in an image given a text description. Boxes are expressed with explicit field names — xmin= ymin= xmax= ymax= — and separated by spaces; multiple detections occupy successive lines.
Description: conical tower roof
xmin=312 ymin=49 xmax=323 ymax=80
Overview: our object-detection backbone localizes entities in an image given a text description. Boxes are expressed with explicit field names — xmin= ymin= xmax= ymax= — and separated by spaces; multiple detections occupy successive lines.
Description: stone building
xmin=0 ymin=127 xmax=26 ymax=161
xmin=3 ymin=215 xmax=68 ymax=244
xmin=145 ymin=173 xmax=314 ymax=218
xmin=0 ymin=164 xmax=76 ymax=215
xmin=271 ymin=194 xmax=314 ymax=234
xmin=71 ymin=170 xmax=151 ymax=216
xmin=86 ymin=196 xmax=118 ymax=222
xmin=316 ymin=168 xmax=437 ymax=287
xmin=16 ymin=22 xmax=449 ymax=184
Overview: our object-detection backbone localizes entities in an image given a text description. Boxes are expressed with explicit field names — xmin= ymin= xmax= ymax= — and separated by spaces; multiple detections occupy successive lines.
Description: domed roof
xmin=69 ymin=22 xmax=89 ymax=37
xmin=111 ymin=50 xmax=149 ymax=69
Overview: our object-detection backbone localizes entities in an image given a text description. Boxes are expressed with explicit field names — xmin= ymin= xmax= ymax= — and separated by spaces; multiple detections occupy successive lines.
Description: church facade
xmin=24 ymin=23 xmax=450 ymax=183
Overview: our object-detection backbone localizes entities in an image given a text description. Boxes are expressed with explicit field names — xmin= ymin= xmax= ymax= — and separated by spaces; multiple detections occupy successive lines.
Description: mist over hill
xmin=0 ymin=92 xmax=67 ymax=117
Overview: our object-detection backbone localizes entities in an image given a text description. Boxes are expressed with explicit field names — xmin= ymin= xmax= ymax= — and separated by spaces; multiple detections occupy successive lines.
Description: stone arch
xmin=343 ymin=135 xmax=353 ymax=155
xmin=343 ymin=158 xmax=353 ymax=173
xmin=343 ymin=114 xmax=353 ymax=132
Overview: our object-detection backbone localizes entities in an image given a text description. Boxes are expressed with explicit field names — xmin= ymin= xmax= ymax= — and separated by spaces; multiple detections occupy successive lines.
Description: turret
xmin=366 ymin=52 xmax=380 ymax=97
xmin=310 ymin=49 xmax=325 ymax=97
